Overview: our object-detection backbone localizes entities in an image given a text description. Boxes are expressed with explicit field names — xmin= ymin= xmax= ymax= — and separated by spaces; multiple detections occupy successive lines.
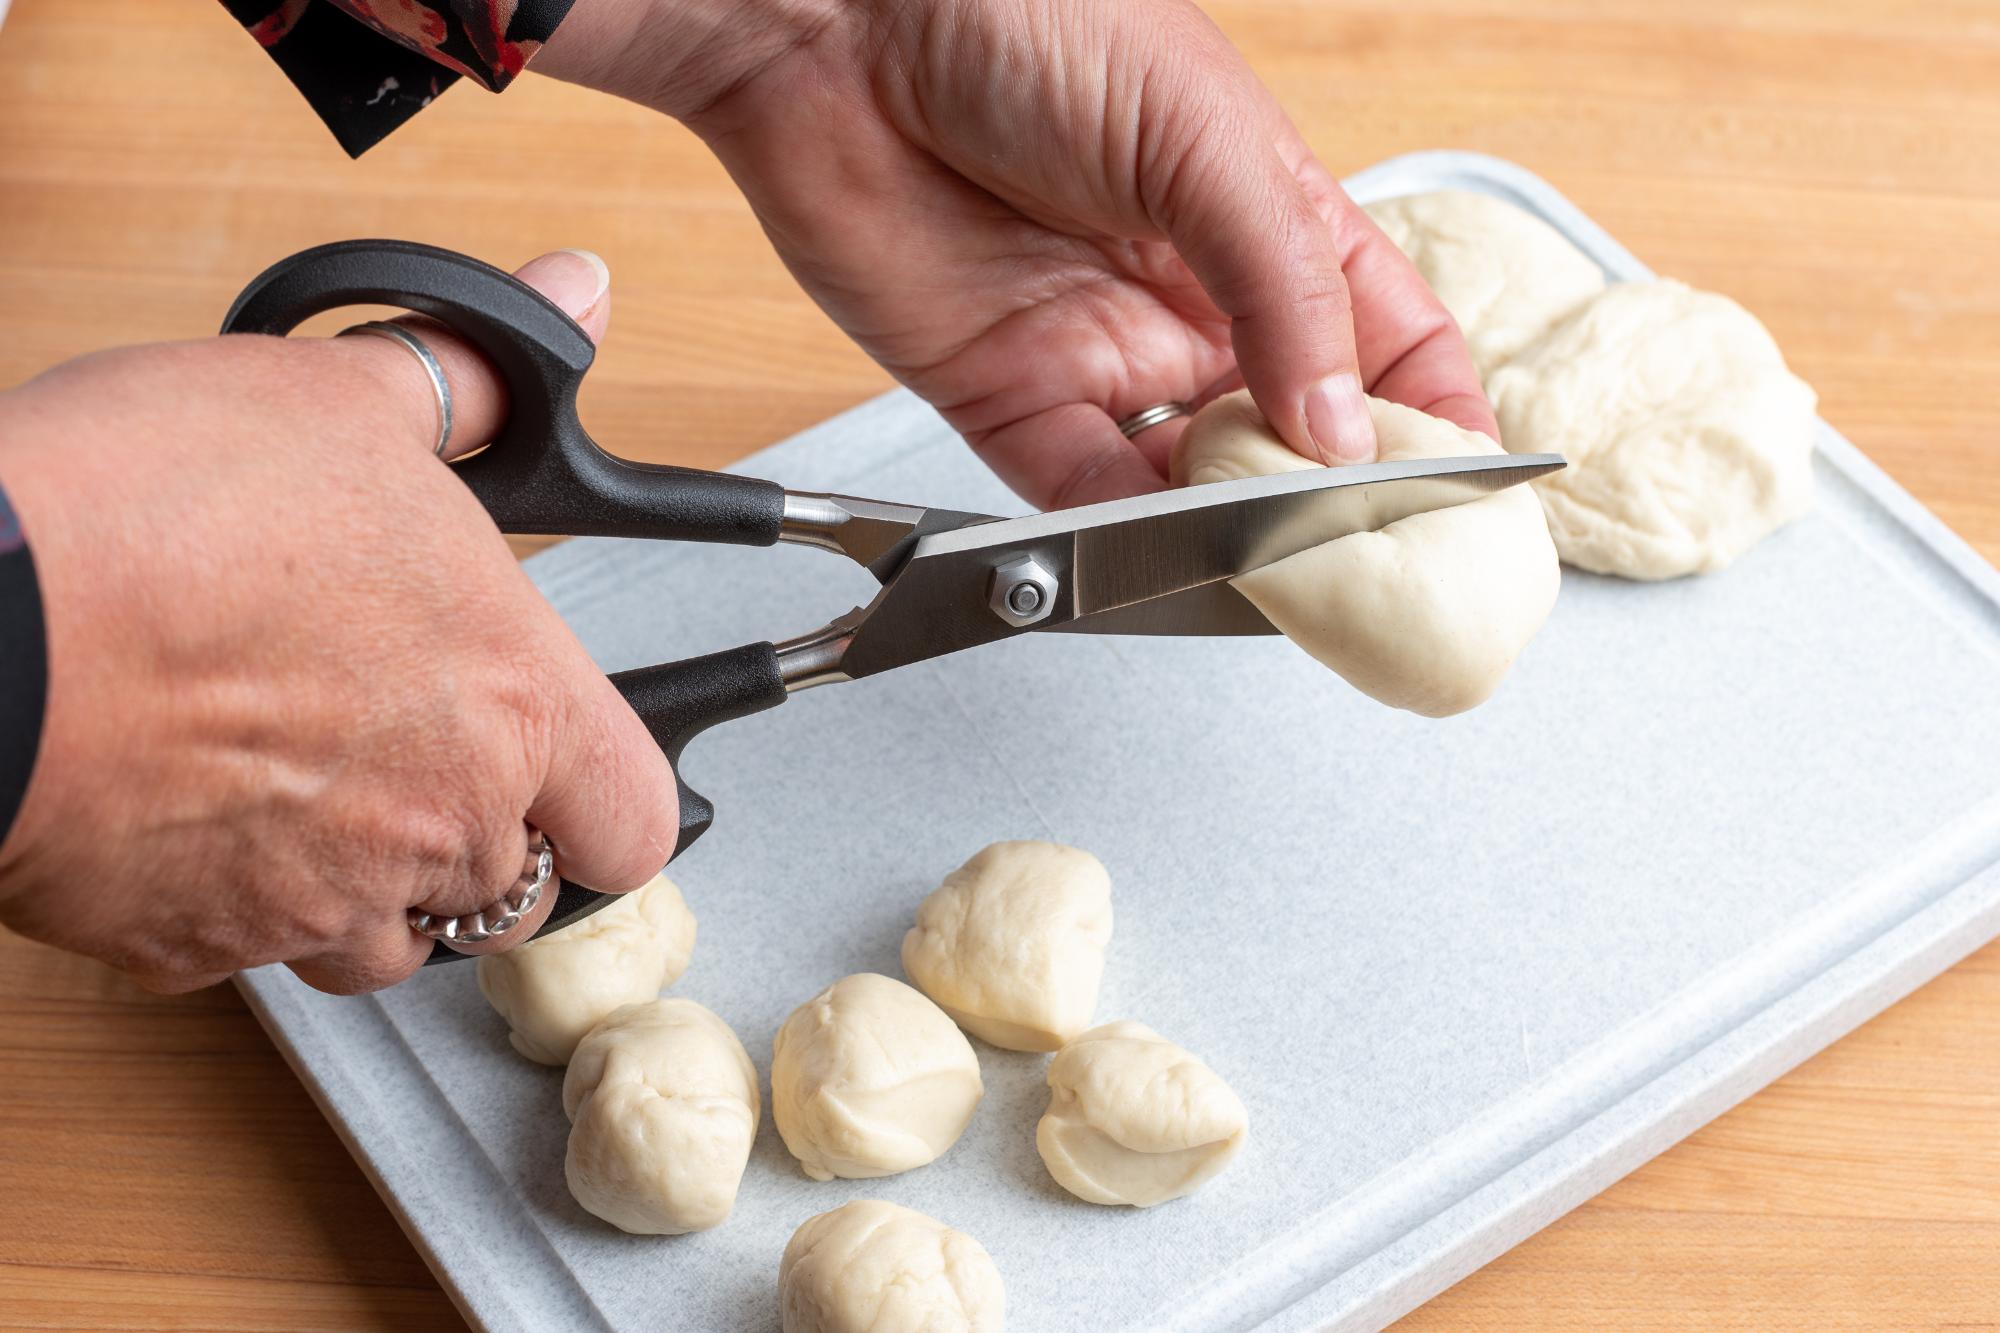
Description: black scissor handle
xmin=502 ymin=643 xmax=787 ymax=961
xmin=221 ymin=238 xmax=787 ymax=543
xmin=221 ymin=240 xmax=796 ymax=959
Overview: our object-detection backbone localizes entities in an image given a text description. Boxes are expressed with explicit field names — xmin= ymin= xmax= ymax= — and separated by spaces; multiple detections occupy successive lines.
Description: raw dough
xmin=1171 ymin=391 xmax=1559 ymax=717
xmin=1036 ymin=1020 xmax=1248 ymax=1207
xmin=778 ymin=1200 xmax=1004 ymax=1333
xmin=475 ymin=871 xmax=697 ymax=1065
xmin=1486 ymin=279 xmax=1819 ymax=579
xmin=1365 ymin=189 xmax=1607 ymax=378
xmin=771 ymin=973 xmax=984 ymax=1181
xmin=561 ymin=998 xmax=759 ymax=1234
xmin=901 ymin=841 xmax=1113 ymax=1052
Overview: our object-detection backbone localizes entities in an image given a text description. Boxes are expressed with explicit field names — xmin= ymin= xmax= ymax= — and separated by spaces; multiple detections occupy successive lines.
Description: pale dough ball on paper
xmin=1036 ymin=1020 xmax=1248 ymax=1207
xmin=1488 ymin=279 xmax=1819 ymax=579
xmin=901 ymin=840 xmax=1113 ymax=1053
xmin=771 ymin=973 xmax=984 ymax=1181
xmin=1171 ymin=391 xmax=1559 ymax=717
xmin=475 ymin=871 xmax=697 ymax=1065
xmin=778 ymin=1200 xmax=1004 ymax=1333
xmin=561 ymin=998 xmax=759 ymax=1234
xmin=1364 ymin=189 xmax=1607 ymax=377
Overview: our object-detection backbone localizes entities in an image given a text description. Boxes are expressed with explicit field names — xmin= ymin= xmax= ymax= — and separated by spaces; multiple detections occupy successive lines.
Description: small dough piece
xmin=778 ymin=1200 xmax=1004 ymax=1333
xmin=901 ymin=840 xmax=1113 ymax=1052
xmin=1172 ymin=391 xmax=1559 ymax=717
xmin=475 ymin=872 xmax=697 ymax=1065
xmin=1365 ymin=189 xmax=1607 ymax=378
xmin=1036 ymin=1020 xmax=1248 ymax=1207
xmin=1487 ymin=279 xmax=1819 ymax=580
xmin=772 ymin=973 xmax=984 ymax=1181
xmin=561 ymin=998 xmax=759 ymax=1234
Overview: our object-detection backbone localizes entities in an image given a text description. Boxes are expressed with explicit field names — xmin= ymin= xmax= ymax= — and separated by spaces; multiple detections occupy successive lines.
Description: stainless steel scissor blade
xmin=804 ymin=452 xmax=1564 ymax=679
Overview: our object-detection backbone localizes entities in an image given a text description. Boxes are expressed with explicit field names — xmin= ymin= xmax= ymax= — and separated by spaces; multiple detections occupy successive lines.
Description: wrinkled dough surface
xmin=1487 ymin=279 xmax=1819 ymax=579
xmin=1365 ymin=189 xmax=1607 ymax=378
xmin=901 ymin=840 xmax=1112 ymax=1052
xmin=779 ymin=1200 xmax=1004 ymax=1333
xmin=475 ymin=872 xmax=697 ymax=1065
xmin=1172 ymin=391 xmax=1559 ymax=717
xmin=561 ymin=998 xmax=759 ymax=1234
xmin=772 ymin=973 xmax=984 ymax=1181
xmin=1036 ymin=1020 xmax=1248 ymax=1207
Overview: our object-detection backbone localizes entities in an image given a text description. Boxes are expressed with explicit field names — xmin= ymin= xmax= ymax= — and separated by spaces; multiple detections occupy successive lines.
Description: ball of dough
xmin=561 ymin=998 xmax=759 ymax=1234
xmin=771 ymin=973 xmax=983 ymax=1181
xmin=1036 ymin=1020 xmax=1248 ymax=1207
xmin=901 ymin=840 xmax=1113 ymax=1053
xmin=475 ymin=872 xmax=697 ymax=1065
xmin=1171 ymin=391 xmax=1559 ymax=717
xmin=778 ymin=1200 xmax=1004 ymax=1333
xmin=1486 ymin=279 xmax=1819 ymax=579
xmin=1364 ymin=189 xmax=1607 ymax=378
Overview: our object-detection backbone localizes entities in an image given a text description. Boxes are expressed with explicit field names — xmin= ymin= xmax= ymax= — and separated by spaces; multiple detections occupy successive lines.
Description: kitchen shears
xmin=222 ymin=240 xmax=1562 ymax=960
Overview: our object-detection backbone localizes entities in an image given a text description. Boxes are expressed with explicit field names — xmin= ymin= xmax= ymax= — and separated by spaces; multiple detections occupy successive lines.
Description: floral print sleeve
xmin=222 ymin=1 xmax=577 ymax=157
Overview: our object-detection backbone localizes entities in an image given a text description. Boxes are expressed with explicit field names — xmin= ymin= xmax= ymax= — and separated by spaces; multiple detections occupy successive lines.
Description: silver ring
xmin=1115 ymin=401 xmax=1191 ymax=439
xmin=408 ymin=828 xmax=554 ymax=945
xmin=339 ymin=320 xmax=454 ymax=458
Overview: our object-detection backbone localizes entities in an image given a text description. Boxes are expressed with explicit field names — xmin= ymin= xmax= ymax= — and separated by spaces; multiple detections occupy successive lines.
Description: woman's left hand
xmin=539 ymin=0 xmax=1494 ymax=510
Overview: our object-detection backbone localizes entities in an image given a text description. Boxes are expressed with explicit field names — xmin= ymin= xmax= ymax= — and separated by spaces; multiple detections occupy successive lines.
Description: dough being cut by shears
xmin=1036 ymin=1020 xmax=1248 ymax=1207
xmin=902 ymin=840 xmax=1112 ymax=1052
xmin=1487 ymin=279 xmax=1819 ymax=579
xmin=771 ymin=973 xmax=984 ymax=1181
xmin=562 ymin=998 xmax=759 ymax=1234
xmin=779 ymin=1200 xmax=1004 ymax=1333
xmin=1364 ymin=189 xmax=1607 ymax=378
xmin=475 ymin=871 xmax=696 ymax=1065
xmin=1171 ymin=391 xmax=1559 ymax=717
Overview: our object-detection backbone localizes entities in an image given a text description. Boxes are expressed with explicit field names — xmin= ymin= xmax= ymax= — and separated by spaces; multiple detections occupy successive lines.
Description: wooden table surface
xmin=2 ymin=0 xmax=1996 ymax=1327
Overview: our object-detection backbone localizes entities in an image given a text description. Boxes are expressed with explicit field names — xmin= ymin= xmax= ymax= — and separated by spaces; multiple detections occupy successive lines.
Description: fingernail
xmin=513 ymin=248 xmax=610 ymax=320
xmin=1304 ymin=372 xmax=1377 ymax=464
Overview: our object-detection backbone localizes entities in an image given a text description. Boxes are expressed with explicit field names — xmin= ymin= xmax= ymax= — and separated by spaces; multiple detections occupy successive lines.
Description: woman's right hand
xmin=0 ymin=250 xmax=680 ymax=995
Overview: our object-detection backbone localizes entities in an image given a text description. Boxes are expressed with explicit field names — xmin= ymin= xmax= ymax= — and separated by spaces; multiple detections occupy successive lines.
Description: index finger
xmin=1285 ymin=144 xmax=1499 ymax=442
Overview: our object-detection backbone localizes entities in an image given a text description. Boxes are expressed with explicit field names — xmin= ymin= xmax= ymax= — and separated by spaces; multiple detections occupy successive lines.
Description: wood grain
xmin=1 ymin=0 xmax=1996 ymax=1327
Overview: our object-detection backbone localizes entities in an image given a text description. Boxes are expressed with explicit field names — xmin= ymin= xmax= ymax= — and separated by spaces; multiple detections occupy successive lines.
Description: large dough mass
xmin=561 ymin=998 xmax=759 ymax=1234
xmin=475 ymin=871 xmax=697 ymax=1065
xmin=1486 ymin=279 xmax=1819 ymax=579
xmin=1172 ymin=391 xmax=1559 ymax=716
xmin=778 ymin=1199 xmax=1004 ymax=1333
xmin=901 ymin=840 xmax=1112 ymax=1052
xmin=1036 ymin=1020 xmax=1248 ymax=1207
xmin=771 ymin=973 xmax=984 ymax=1181
xmin=1364 ymin=189 xmax=1607 ymax=378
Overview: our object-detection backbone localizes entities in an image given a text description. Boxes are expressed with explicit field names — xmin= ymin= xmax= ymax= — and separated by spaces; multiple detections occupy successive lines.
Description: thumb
xmin=337 ymin=248 xmax=614 ymax=460
xmin=1154 ymin=116 xmax=1377 ymax=466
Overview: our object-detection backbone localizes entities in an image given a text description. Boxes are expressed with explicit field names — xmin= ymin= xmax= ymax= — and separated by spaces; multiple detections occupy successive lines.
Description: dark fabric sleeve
xmin=221 ymin=1 xmax=578 ymax=158
xmin=0 ymin=481 xmax=47 ymax=848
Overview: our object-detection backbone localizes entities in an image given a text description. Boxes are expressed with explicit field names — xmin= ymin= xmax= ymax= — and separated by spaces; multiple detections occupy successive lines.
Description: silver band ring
xmin=1115 ymin=401 xmax=1191 ymax=439
xmin=339 ymin=320 xmax=455 ymax=458
xmin=408 ymin=828 xmax=555 ymax=945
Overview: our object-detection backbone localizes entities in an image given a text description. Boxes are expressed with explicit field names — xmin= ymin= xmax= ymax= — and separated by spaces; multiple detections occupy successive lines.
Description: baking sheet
xmin=237 ymin=151 xmax=2000 ymax=1332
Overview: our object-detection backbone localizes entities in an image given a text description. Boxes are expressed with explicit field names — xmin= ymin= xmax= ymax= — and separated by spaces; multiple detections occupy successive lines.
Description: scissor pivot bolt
xmin=989 ymin=555 xmax=1059 ymax=627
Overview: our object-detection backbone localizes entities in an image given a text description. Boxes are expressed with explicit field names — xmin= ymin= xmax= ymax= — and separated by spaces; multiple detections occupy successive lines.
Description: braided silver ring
xmin=408 ymin=828 xmax=554 ymax=945
xmin=338 ymin=320 xmax=455 ymax=457
xmin=1114 ymin=401 xmax=1191 ymax=439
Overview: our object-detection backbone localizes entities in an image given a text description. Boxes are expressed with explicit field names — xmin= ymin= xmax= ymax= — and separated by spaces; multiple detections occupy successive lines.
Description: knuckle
xmin=293 ymin=943 xmax=422 ymax=996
